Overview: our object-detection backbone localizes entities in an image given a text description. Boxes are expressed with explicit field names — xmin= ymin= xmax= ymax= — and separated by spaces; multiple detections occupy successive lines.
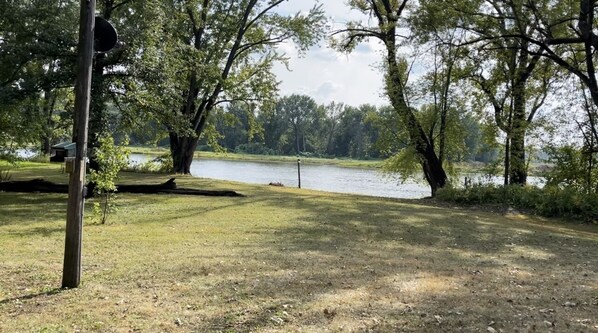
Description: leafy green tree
xmin=416 ymin=0 xmax=558 ymax=185
xmin=409 ymin=7 xmax=471 ymax=166
xmin=87 ymin=0 xmax=167 ymax=169
xmin=211 ymin=102 xmax=263 ymax=152
xmin=323 ymin=102 xmax=344 ymax=156
xmin=261 ymin=101 xmax=290 ymax=154
xmin=0 ymin=1 xmax=79 ymax=153
xmin=144 ymin=1 xmax=326 ymax=173
xmin=496 ymin=0 xmax=598 ymax=158
xmin=334 ymin=0 xmax=448 ymax=195
xmin=333 ymin=104 xmax=379 ymax=159
xmin=276 ymin=94 xmax=320 ymax=155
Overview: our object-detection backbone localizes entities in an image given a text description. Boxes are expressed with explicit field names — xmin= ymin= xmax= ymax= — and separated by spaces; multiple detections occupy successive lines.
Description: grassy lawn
xmin=1 ymin=163 xmax=597 ymax=332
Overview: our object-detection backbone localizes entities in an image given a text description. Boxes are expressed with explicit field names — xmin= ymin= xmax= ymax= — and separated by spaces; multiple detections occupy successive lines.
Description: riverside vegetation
xmin=1 ymin=162 xmax=597 ymax=332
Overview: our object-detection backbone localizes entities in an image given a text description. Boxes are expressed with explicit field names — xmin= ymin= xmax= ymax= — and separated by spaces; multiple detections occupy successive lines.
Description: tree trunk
xmin=0 ymin=178 xmax=244 ymax=197
xmin=421 ymin=143 xmax=447 ymax=197
xmin=170 ymin=133 xmax=200 ymax=174
xmin=509 ymin=82 xmax=527 ymax=185
xmin=294 ymin=125 xmax=300 ymax=154
xmin=386 ymin=44 xmax=447 ymax=196
xmin=326 ymin=122 xmax=336 ymax=155
xmin=438 ymin=55 xmax=454 ymax=165
xmin=503 ymin=136 xmax=510 ymax=186
xmin=41 ymin=137 xmax=52 ymax=156
xmin=41 ymin=89 xmax=56 ymax=155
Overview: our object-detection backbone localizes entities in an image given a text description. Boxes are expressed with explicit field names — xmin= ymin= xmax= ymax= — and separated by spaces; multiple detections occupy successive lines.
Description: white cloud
xmin=273 ymin=1 xmax=388 ymax=107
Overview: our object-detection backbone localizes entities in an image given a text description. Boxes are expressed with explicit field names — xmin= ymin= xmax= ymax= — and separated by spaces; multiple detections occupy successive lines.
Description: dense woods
xmin=3 ymin=0 xmax=598 ymax=197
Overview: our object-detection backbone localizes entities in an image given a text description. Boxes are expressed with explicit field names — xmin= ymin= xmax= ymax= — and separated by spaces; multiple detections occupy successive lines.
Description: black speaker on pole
xmin=94 ymin=16 xmax=118 ymax=52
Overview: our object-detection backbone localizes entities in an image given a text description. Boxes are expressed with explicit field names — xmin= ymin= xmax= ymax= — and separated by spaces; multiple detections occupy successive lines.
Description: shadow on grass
xmin=7 ymin=226 xmax=65 ymax=237
xmin=0 ymin=288 xmax=63 ymax=305
xmin=187 ymin=190 xmax=598 ymax=332
xmin=2 ymin=174 xmax=596 ymax=331
xmin=0 ymin=193 xmax=67 ymax=227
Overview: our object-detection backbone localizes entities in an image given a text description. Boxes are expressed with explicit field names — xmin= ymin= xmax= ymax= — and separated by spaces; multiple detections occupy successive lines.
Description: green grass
xmin=1 ymin=163 xmax=597 ymax=332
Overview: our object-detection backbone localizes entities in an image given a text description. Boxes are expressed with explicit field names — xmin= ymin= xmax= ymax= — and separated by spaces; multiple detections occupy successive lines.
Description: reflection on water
xmin=129 ymin=154 xmax=544 ymax=199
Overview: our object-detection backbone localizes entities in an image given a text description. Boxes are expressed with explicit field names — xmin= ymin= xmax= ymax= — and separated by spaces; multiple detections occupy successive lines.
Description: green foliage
xmin=142 ymin=1 xmax=327 ymax=172
xmin=0 ymin=1 xmax=78 ymax=153
xmin=440 ymin=142 xmax=598 ymax=221
xmin=382 ymin=146 xmax=421 ymax=181
xmin=543 ymin=145 xmax=598 ymax=193
xmin=88 ymin=135 xmax=130 ymax=224
xmin=201 ymin=122 xmax=226 ymax=154
xmin=125 ymin=153 xmax=173 ymax=174
xmin=26 ymin=153 xmax=50 ymax=163
xmin=437 ymin=184 xmax=598 ymax=222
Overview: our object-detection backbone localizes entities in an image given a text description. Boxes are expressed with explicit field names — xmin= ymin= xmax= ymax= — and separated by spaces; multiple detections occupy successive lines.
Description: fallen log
xmin=0 ymin=179 xmax=69 ymax=193
xmin=0 ymin=178 xmax=244 ymax=197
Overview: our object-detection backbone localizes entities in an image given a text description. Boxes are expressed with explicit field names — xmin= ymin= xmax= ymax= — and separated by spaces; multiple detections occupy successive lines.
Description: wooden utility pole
xmin=63 ymin=0 xmax=96 ymax=289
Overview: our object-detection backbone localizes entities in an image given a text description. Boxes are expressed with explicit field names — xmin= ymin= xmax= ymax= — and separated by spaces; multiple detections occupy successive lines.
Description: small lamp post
xmin=297 ymin=158 xmax=301 ymax=189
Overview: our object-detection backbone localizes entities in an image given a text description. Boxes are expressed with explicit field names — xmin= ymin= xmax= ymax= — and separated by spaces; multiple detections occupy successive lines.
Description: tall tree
xmin=334 ymin=0 xmax=447 ymax=196
xmin=0 ymin=0 xmax=79 ymax=152
xmin=155 ymin=1 xmax=326 ymax=173
xmin=275 ymin=94 xmax=319 ymax=154
xmin=333 ymin=104 xmax=379 ymax=159
xmin=323 ymin=102 xmax=344 ymax=156
xmin=213 ymin=102 xmax=262 ymax=151
xmin=87 ymin=0 xmax=164 ymax=168
xmin=506 ymin=0 xmax=598 ymax=153
xmin=417 ymin=0 xmax=556 ymax=185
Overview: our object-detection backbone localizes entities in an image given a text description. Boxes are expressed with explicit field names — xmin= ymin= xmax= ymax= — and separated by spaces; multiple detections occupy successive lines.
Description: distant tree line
xmin=127 ymin=94 xmax=494 ymax=163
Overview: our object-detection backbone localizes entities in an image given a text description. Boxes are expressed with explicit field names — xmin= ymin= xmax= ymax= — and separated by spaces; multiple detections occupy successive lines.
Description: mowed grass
xmin=1 ymin=163 xmax=597 ymax=332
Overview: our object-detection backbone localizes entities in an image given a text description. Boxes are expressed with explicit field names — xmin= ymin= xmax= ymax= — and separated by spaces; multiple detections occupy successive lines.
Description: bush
xmin=125 ymin=153 xmax=173 ymax=174
xmin=0 ymin=151 xmax=20 ymax=164
xmin=26 ymin=153 xmax=50 ymax=163
xmin=88 ymin=135 xmax=130 ymax=224
xmin=436 ymin=184 xmax=598 ymax=222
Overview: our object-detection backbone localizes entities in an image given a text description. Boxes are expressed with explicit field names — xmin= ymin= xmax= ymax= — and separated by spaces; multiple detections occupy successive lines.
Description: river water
xmin=130 ymin=154 xmax=429 ymax=198
xmin=129 ymin=154 xmax=544 ymax=199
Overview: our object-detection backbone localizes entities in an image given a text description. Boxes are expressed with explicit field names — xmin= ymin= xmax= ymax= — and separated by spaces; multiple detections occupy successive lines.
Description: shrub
xmin=26 ymin=153 xmax=50 ymax=163
xmin=88 ymin=135 xmax=130 ymax=224
xmin=125 ymin=153 xmax=173 ymax=174
xmin=436 ymin=184 xmax=598 ymax=223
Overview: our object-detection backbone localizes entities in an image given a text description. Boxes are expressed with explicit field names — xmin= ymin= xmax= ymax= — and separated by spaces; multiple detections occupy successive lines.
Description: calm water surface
xmin=129 ymin=154 xmax=544 ymax=199
xmin=130 ymin=154 xmax=430 ymax=198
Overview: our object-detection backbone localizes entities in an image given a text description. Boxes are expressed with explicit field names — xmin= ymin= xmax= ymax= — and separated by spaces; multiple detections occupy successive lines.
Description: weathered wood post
xmin=62 ymin=0 xmax=96 ymax=289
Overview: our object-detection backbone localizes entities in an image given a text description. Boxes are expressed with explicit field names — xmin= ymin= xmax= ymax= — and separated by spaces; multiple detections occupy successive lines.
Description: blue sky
xmin=272 ymin=1 xmax=388 ymax=107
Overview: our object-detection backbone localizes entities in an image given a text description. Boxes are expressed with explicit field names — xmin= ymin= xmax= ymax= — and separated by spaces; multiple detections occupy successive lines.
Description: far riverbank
xmin=128 ymin=146 xmax=548 ymax=175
